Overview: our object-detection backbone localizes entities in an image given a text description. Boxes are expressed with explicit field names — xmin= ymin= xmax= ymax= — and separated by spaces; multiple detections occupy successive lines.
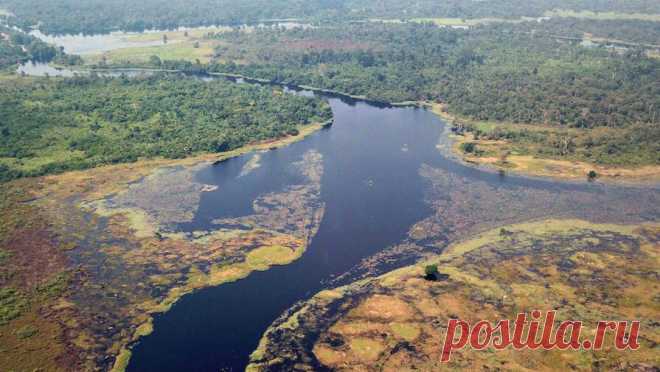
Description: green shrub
xmin=15 ymin=325 xmax=38 ymax=339
xmin=0 ymin=287 xmax=27 ymax=325
xmin=461 ymin=142 xmax=477 ymax=154
xmin=424 ymin=264 xmax=439 ymax=281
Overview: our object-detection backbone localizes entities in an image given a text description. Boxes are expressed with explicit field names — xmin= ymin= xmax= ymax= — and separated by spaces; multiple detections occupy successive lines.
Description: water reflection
xmin=29 ymin=22 xmax=311 ymax=55
xmin=16 ymin=61 xmax=78 ymax=77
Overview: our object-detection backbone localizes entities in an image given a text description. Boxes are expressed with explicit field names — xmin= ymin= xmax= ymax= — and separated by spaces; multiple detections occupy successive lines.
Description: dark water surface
xmin=127 ymin=94 xmax=445 ymax=371
xmin=124 ymin=85 xmax=659 ymax=372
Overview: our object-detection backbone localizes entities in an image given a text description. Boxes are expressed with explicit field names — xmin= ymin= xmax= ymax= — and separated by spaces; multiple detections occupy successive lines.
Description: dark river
xmin=122 ymin=86 xmax=658 ymax=371
xmin=15 ymin=63 xmax=659 ymax=371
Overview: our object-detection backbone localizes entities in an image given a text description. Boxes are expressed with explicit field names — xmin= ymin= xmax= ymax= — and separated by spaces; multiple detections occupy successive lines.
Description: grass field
xmin=410 ymin=16 xmax=537 ymax=26
xmin=82 ymin=27 xmax=229 ymax=65
xmin=123 ymin=26 xmax=231 ymax=43
xmin=544 ymin=9 xmax=660 ymax=21
xmin=249 ymin=219 xmax=660 ymax=371
xmin=84 ymin=41 xmax=217 ymax=64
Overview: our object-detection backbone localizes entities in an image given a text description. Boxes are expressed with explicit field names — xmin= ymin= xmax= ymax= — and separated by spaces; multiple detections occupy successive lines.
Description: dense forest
xmin=206 ymin=22 xmax=658 ymax=123
xmin=0 ymin=0 xmax=336 ymax=35
xmin=507 ymin=18 xmax=660 ymax=46
xmin=0 ymin=75 xmax=331 ymax=181
xmin=340 ymin=0 xmax=660 ymax=20
xmin=0 ymin=0 xmax=658 ymax=35
xmin=200 ymin=21 xmax=659 ymax=165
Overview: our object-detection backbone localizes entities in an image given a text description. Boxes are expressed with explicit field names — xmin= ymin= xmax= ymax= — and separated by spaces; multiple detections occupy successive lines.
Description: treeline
xmin=207 ymin=22 xmax=658 ymax=126
xmin=0 ymin=26 xmax=80 ymax=69
xmin=508 ymin=18 xmax=660 ymax=46
xmin=0 ymin=0 xmax=339 ymax=35
xmin=341 ymin=0 xmax=660 ymax=20
xmin=458 ymin=122 xmax=659 ymax=166
xmin=0 ymin=74 xmax=332 ymax=181
xmin=1 ymin=0 xmax=658 ymax=35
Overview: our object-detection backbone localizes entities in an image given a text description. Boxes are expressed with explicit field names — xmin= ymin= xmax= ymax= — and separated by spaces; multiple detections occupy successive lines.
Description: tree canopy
xmin=0 ymin=0 xmax=658 ymax=35
xmin=0 ymin=74 xmax=331 ymax=181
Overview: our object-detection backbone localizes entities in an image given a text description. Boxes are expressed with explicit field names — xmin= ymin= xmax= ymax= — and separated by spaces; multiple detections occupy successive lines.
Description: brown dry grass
xmin=254 ymin=220 xmax=660 ymax=372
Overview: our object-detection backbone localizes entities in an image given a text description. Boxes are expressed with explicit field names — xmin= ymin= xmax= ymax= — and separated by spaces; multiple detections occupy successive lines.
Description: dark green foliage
xmin=424 ymin=264 xmax=439 ymax=281
xmin=209 ymin=22 xmax=659 ymax=126
xmin=0 ymin=26 xmax=73 ymax=69
xmin=461 ymin=143 xmax=477 ymax=154
xmin=340 ymin=0 xmax=660 ymax=20
xmin=205 ymin=21 xmax=659 ymax=165
xmin=0 ymin=287 xmax=26 ymax=325
xmin=1 ymin=0 xmax=658 ymax=35
xmin=0 ymin=74 xmax=332 ymax=181
xmin=15 ymin=324 xmax=38 ymax=338
xmin=0 ymin=0 xmax=342 ymax=35
xmin=588 ymin=170 xmax=599 ymax=180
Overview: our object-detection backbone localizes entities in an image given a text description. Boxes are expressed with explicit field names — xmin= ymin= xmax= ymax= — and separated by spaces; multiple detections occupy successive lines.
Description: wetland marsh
xmin=8 ymin=48 xmax=660 ymax=372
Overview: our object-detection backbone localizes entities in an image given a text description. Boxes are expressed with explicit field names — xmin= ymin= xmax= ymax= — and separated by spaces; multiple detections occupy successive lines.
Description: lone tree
xmin=587 ymin=170 xmax=598 ymax=181
xmin=424 ymin=264 xmax=439 ymax=281
xmin=149 ymin=55 xmax=162 ymax=67
xmin=461 ymin=142 xmax=477 ymax=154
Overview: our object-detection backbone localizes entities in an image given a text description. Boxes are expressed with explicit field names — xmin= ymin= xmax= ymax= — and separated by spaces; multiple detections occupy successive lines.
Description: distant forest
xmin=198 ymin=21 xmax=658 ymax=165
xmin=207 ymin=22 xmax=659 ymax=124
xmin=1 ymin=0 xmax=659 ymax=34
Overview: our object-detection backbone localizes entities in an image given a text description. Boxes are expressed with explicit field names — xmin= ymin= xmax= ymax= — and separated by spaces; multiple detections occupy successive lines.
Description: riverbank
xmin=10 ymin=64 xmax=658 ymax=185
xmin=163 ymin=69 xmax=660 ymax=185
xmin=248 ymin=219 xmax=660 ymax=371
xmin=425 ymin=102 xmax=660 ymax=184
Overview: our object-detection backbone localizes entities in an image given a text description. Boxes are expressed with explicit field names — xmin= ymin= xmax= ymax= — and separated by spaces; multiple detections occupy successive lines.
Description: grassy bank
xmin=83 ymin=27 xmax=228 ymax=65
xmin=248 ymin=219 xmax=660 ymax=371
xmin=428 ymin=103 xmax=660 ymax=183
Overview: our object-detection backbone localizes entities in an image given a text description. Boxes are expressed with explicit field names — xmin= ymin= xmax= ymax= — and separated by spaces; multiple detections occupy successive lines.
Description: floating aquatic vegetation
xmin=330 ymin=164 xmax=660 ymax=284
xmin=239 ymin=153 xmax=262 ymax=178
xmin=0 ymin=145 xmax=327 ymax=371
xmin=97 ymin=163 xmax=211 ymax=230
xmin=213 ymin=150 xmax=325 ymax=245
